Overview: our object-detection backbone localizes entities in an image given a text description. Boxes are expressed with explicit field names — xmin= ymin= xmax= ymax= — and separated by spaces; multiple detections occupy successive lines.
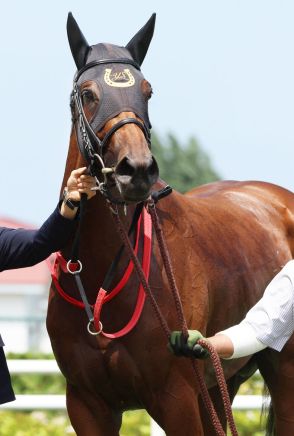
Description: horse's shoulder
xmin=184 ymin=180 xmax=242 ymax=198
xmin=185 ymin=180 xmax=293 ymax=207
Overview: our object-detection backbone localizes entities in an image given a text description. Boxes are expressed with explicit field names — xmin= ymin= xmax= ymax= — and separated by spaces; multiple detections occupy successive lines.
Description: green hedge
xmin=3 ymin=353 xmax=269 ymax=435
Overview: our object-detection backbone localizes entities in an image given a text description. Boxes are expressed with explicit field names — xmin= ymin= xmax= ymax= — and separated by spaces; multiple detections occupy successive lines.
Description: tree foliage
xmin=151 ymin=131 xmax=221 ymax=193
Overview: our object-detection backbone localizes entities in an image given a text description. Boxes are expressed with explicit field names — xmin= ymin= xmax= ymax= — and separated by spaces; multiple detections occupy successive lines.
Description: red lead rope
xmin=94 ymin=208 xmax=152 ymax=338
xmin=50 ymin=208 xmax=152 ymax=338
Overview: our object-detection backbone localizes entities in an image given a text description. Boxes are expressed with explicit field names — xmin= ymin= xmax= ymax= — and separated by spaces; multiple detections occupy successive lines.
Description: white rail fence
xmin=0 ymin=360 xmax=266 ymax=435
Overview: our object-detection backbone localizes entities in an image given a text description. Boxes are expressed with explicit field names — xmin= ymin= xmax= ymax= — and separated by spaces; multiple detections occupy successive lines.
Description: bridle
xmin=70 ymin=57 xmax=152 ymax=202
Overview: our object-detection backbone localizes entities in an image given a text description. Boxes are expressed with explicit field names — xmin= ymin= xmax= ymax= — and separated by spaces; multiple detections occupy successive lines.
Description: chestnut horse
xmin=47 ymin=13 xmax=294 ymax=435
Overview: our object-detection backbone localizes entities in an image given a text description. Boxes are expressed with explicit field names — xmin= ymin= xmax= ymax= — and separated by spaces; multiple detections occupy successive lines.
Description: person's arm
xmin=205 ymin=333 xmax=235 ymax=358
xmin=169 ymin=323 xmax=266 ymax=360
xmin=0 ymin=167 xmax=96 ymax=271
xmin=169 ymin=260 xmax=294 ymax=359
xmin=206 ymin=322 xmax=267 ymax=359
xmin=59 ymin=167 xmax=95 ymax=219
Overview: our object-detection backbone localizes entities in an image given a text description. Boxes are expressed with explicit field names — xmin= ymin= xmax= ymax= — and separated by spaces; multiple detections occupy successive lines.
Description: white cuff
xmin=218 ymin=322 xmax=267 ymax=359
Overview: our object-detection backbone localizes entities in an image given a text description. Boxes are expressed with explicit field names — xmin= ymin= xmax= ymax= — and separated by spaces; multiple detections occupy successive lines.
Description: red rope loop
xmin=148 ymin=201 xmax=238 ymax=435
xmin=147 ymin=202 xmax=188 ymax=338
xmin=191 ymin=359 xmax=226 ymax=435
xmin=198 ymin=339 xmax=238 ymax=436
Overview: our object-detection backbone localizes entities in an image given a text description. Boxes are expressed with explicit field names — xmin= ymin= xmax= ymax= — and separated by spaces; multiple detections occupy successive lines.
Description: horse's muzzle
xmin=115 ymin=155 xmax=159 ymax=201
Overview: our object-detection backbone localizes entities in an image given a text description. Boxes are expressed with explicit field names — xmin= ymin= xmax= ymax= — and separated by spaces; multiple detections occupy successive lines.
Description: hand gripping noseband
xmin=71 ymin=58 xmax=151 ymax=180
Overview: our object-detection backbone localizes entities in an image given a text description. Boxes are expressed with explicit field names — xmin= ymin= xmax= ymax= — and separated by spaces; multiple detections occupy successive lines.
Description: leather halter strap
xmin=101 ymin=117 xmax=150 ymax=150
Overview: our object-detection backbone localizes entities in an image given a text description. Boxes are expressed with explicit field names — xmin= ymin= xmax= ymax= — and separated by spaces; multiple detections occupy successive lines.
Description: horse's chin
xmin=121 ymin=190 xmax=151 ymax=204
xmin=109 ymin=179 xmax=152 ymax=204
xmin=123 ymin=196 xmax=149 ymax=205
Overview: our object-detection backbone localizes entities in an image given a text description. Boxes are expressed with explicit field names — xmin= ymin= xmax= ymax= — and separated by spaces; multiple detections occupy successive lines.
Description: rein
xmin=113 ymin=201 xmax=238 ymax=436
xmin=51 ymin=193 xmax=238 ymax=435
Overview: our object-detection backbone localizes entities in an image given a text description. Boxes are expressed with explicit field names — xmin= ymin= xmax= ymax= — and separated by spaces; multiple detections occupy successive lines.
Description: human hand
xmin=168 ymin=330 xmax=210 ymax=359
xmin=65 ymin=167 xmax=97 ymax=202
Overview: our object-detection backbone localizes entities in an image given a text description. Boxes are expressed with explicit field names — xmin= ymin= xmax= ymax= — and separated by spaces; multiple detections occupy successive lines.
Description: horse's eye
xmin=81 ymin=89 xmax=95 ymax=105
xmin=141 ymin=80 xmax=153 ymax=101
xmin=147 ymin=87 xmax=153 ymax=100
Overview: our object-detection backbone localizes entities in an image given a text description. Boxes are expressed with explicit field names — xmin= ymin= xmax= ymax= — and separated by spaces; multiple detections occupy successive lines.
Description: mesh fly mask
xmin=71 ymin=44 xmax=152 ymax=178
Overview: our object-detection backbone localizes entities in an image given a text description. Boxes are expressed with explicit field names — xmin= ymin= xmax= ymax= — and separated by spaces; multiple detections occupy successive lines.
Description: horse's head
xmin=67 ymin=13 xmax=159 ymax=203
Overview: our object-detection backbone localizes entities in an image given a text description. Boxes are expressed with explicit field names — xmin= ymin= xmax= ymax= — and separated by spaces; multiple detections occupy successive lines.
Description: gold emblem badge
xmin=104 ymin=68 xmax=135 ymax=88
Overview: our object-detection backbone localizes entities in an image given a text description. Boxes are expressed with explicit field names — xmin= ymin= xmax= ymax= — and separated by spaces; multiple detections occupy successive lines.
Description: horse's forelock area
xmin=86 ymin=43 xmax=132 ymax=64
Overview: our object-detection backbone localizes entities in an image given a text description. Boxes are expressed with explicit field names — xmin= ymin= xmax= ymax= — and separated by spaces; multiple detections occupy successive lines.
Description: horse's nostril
xmin=115 ymin=155 xmax=159 ymax=193
xmin=116 ymin=157 xmax=135 ymax=178
xmin=148 ymin=156 xmax=159 ymax=180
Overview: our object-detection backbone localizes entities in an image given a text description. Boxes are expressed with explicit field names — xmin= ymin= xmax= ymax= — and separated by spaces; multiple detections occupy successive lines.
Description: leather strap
xmin=100 ymin=118 xmax=150 ymax=149
xmin=74 ymin=58 xmax=141 ymax=82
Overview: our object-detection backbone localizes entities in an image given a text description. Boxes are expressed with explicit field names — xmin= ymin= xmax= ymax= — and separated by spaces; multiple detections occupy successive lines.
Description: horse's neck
xmin=62 ymin=135 xmax=118 ymax=265
xmin=80 ymin=193 xmax=136 ymax=284
xmin=62 ymin=134 xmax=136 ymax=286
xmin=85 ymin=193 xmax=126 ymax=243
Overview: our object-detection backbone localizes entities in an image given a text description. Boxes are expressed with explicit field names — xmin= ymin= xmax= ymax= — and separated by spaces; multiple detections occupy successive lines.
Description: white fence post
xmin=2 ymin=360 xmax=265 ymax=434
xmin=150 ymin=419 xmax=165 ymax=436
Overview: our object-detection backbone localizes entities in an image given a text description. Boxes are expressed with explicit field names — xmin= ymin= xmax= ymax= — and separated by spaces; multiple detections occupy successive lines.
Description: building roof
xmin=0 ymin=216 xmax=53 ymax=284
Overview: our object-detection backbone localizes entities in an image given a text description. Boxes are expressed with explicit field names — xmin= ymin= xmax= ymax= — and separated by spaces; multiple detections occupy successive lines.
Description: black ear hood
xmin=67 ymin=13 xmax=156 ymax=131
xmin=67 ymin=12 xmax=90 ymax=70
xmin=77 ymin=43 xmax=152 ymax=132
xmin=67 ymin=12 xmax=156 ymax=69
xmin=126 ymin=13 xmax=156 ymax=66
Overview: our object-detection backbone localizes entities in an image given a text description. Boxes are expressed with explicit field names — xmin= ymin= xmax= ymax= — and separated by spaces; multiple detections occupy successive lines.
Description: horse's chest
xmin=55 ymin=336 xmax=147 ymax=408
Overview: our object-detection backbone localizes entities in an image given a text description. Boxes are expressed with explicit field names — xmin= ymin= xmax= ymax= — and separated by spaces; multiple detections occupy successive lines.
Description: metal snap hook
xmin=66 ymin=259 xmax=82 ymax=274
xmin=146 ymin=198 xmax=155 ymax=211
xmin=87 ymin=319 xmax=103 ymax=336
xmin=108 ymin=203 xmax=119 ymax=215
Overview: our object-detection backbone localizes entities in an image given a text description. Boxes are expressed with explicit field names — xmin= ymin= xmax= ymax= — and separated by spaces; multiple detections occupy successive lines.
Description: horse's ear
xmin=126 ymin=13 xmax=156 ymax=66
xmin=67 ymin=12 xmax=90 ymax=70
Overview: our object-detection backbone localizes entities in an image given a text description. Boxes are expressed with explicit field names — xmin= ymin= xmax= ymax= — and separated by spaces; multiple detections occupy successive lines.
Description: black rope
xmin=70 ymin=193 xmax=88 ymax=263
xmin=74 ymin=274 xmax=94 ymax=322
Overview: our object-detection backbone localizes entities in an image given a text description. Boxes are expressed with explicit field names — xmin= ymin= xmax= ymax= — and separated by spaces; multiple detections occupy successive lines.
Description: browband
xmin=74 ymin=58 xmax=141 ymax=82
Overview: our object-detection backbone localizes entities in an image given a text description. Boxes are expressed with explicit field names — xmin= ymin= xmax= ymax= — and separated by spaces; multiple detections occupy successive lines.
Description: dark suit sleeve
xmin=0 ymin=345 xmax=15 ymax=404
xmin=0 ymin=205 xmax=78 ymax=271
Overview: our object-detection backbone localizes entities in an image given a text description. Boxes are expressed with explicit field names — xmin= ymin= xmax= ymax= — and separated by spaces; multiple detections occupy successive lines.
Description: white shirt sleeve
xmin=218 ymin=322 xmax=266 ymax=359
xmin=220 ymin=259 xmax=294 ymax=357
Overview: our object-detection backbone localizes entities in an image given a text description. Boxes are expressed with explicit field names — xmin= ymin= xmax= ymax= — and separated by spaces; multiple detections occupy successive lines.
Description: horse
xmin=47 ymin=12 xmax=294 ymax=435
